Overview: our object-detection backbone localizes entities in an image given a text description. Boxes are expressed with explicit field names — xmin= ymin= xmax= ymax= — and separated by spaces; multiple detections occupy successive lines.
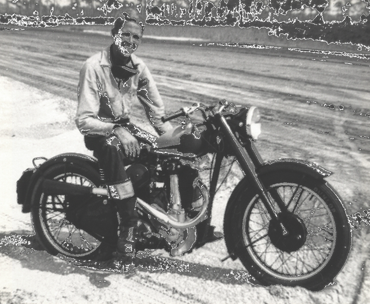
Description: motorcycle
xmin=17 ymin=100 xmax=351 ymax=291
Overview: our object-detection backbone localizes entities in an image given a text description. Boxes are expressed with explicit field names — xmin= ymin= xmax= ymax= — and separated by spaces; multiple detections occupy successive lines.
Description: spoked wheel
xmin=227 ymin=171 xmax=351 ymax=291
xmin=31 ymin=164 xmax=104 ymax=259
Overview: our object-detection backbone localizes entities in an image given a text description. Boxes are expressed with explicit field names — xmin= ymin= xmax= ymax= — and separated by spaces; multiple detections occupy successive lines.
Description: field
xmin=0 ymin=26 xmax=370 ymax=303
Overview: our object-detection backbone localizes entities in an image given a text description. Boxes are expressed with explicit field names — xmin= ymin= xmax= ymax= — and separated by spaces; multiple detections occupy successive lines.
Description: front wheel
xmin=225 ymin=171 xmax=351 ymax=291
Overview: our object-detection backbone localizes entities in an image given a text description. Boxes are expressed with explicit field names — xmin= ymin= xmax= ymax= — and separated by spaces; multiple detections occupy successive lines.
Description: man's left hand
xmin=113 ymin=127 xmax=140 ymax=158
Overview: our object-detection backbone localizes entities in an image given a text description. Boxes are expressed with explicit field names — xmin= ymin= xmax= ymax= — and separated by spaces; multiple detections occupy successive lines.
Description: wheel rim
xmin=38 ymin=173 xmax=101 ymax=258
xmin=242 ymin=182 xmax=337 ymax=281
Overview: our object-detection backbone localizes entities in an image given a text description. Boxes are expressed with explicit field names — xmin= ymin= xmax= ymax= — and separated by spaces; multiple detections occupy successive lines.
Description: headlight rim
xmin=246 ymin=106 xmax=262 ymax=141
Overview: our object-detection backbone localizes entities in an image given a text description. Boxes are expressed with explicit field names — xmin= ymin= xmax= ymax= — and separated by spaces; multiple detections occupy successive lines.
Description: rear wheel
xmin=226 ymin=171 xmax=351 ymax=291
xmin=31 ymin=164 xmax=105 ymax=259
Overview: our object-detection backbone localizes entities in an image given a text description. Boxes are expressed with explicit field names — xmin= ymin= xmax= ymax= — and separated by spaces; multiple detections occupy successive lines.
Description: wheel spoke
xmin=38 ymin=172 xmax=101 ymax=258
xmin=286 ymin=185 xmax=302 ymax=211
xmin=245 ymin=233 xmax=269 ymax=249
xmin=79 ymin=231 xmax=95 ymax=251
xmin=307 ymin=223 xmax=334 ymax=238
xmin=242 ymin=180 xmax=338 ymax=281
xmin=54 ymin=220 xmax=64 ymax=240
xmin=291 ymin=190 xmax=312 ymax=214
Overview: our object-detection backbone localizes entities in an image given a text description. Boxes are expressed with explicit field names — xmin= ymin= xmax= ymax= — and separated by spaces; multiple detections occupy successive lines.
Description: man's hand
xmin=113 ymin=127 xmax=140 ymax=158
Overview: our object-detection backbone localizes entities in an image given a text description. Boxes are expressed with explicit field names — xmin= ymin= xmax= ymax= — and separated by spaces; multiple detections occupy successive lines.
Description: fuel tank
xmin=155 ymin=122 xmax=204 ymax=155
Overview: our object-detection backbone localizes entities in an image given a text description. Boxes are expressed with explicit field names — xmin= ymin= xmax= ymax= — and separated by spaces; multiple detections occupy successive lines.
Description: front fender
xmin=258 ymin=158 xmax=332 ymax=179
xmin=223 ymin=158 xmax=332 ymax=260
xmin=21 ymin=153 xmax=99 ymax=213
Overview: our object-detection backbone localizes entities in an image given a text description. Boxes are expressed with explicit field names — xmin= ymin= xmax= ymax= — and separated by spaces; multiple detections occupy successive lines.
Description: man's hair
xmin=111 ymin=13 xmax=145 ymax=37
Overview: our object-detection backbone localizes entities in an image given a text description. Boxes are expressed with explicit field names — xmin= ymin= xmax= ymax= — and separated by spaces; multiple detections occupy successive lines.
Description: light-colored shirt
xmin=75 ymin=47 xmax=172 ymax=136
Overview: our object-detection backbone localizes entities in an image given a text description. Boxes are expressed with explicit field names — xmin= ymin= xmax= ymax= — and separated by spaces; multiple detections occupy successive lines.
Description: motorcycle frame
xmin=215 ymin=112 xmax=285 ymax=225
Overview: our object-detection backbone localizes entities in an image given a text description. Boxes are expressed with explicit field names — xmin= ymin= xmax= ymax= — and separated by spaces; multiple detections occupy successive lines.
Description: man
xmin=75 ymin=14 xmax=172 ymax=266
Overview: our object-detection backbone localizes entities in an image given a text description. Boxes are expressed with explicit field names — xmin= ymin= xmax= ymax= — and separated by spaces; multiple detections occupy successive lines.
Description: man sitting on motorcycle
xmin=75 ymin=13 xmax=173 ymax=267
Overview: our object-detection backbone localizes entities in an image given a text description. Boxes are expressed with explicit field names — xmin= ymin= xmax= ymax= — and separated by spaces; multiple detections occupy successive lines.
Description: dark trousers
xmin=84 ymin=135 xmax=138 ymax=228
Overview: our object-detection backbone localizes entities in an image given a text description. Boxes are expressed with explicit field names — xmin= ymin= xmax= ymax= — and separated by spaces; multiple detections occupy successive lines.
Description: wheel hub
xmin=268 ymin=212 xmax=307 ymax=253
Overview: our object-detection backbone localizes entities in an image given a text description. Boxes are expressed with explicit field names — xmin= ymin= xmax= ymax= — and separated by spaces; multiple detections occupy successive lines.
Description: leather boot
xmin=114 ymin=196 xmax=138 ymax=263
xmin=117 ymin=226 xmax=137 ymax=256
xmin=206 ymin=226 xmax=224 ymax=243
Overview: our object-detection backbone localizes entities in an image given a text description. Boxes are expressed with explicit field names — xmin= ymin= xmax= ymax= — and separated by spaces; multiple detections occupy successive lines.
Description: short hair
xmin=111 ymin=13 xmax=145 ymax=37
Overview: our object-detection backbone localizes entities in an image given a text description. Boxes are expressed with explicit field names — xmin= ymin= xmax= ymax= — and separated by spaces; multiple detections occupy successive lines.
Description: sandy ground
xmin=1 ymin=28 xmax=370 ymax=303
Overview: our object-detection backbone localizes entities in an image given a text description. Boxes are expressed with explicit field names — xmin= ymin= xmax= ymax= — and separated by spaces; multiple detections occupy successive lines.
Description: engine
xmin=128 ymin=159 xmax=207 ymax=256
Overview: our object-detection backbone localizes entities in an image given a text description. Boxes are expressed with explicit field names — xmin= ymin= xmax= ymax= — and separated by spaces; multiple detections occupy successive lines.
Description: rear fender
xmin=223 ymin=158 xmax=332 ymax=260
xmin=21 ymin=153 xmax=99 ymax=213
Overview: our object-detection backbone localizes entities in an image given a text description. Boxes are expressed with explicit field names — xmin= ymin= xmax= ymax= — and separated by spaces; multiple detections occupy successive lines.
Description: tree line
xmin=5 ymin=0 xmax=370 ymax=24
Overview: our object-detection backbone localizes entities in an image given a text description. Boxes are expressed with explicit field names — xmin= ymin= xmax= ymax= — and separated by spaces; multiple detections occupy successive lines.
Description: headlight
xmin=246 ymin=106 xmax=261 ymax=140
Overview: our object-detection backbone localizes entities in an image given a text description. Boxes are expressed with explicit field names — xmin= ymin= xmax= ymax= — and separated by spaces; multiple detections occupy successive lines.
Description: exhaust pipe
xmin=41 ymin=179 xmax=208 ymax=229
xmin=137 ymin=178 xmax=209 ymax=229
xmin=42 ymin=179 xmax=108 ymax=196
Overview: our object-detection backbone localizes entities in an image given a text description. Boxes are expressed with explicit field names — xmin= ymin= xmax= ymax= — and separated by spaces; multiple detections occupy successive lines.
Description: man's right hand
xmin=113 ymin=127 xmax=140 ymax=158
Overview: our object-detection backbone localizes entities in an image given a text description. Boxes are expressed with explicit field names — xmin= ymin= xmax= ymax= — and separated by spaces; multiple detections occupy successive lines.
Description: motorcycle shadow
xmin=0 ymin=232 xmax=257 ymax=289
xmin=70 ymin=250 xmax=260 ymax=286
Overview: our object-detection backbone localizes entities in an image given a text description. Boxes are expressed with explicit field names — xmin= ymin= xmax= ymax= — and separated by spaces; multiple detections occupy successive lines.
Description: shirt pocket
xmin=122 ymin=90 xmax=136 ymax=116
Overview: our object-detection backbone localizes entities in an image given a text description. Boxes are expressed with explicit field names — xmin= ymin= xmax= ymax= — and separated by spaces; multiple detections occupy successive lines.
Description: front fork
xmin=217 ymin=114 xmax=288 ymax=233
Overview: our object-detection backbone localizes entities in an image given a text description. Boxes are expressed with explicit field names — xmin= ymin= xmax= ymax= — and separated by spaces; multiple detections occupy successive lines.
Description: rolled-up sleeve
xmin=75 ymin=62 xmax=115 ymax=136
xmin=137 ymin=66 xmax=172 ymax=135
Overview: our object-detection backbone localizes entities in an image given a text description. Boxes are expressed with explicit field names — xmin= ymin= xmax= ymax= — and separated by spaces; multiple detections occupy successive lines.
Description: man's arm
xmin=75 ymin=62 xmax=116 ymax=136
xmin=137 ymin=66 xmax=173 ymax=135
xmin=76 ymin=62 xmax=141 ymax=157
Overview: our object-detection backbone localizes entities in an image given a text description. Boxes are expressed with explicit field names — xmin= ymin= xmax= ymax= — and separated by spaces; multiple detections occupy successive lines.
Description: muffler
xmin=42 ymin=179 xmax=107 ymax=196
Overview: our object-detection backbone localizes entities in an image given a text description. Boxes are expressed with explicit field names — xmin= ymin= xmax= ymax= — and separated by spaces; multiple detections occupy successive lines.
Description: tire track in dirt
xmin=2 ymin=36 xmax=367 ymax=214
xmin=2 ymin=29 xmax=369 ymax=144
xmin=0 ymin=249 xmax=199 ymax=304
xmin=0 ymin=59 xmax=77 ymax=101
xmin=148 ymin=54 xmax=370 ymax=95
xmin=1 ymin=31 xmax=367 ymax=186
xmin=334 ymin=114 xmax=370 ymax=170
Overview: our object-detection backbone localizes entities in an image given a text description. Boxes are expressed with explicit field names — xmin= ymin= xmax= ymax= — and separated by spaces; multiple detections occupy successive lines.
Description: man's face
xmin=112 ymin=21 xmax=142 ymax=58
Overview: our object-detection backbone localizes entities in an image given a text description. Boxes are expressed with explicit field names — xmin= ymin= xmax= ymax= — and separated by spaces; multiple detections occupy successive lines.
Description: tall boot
xmin=116 ymin=225 xmax=137 ymax=258
xmin=114 ymin=196 xmax=139 ymax=262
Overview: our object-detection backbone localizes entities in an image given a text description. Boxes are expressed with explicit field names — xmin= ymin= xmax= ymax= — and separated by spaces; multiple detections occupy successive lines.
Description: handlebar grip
xmin=161 ymin=109 xmax=184 ymax=122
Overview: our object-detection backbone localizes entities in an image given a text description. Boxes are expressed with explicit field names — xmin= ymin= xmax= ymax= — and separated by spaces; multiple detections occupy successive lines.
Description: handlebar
xmin=161 ymin=101 xmax=230 ymax=123
xmin=161 ymin=109 xmax=185 ymax=123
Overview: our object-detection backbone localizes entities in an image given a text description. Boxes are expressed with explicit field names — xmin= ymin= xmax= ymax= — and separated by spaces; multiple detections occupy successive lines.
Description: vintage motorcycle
xmin=17 ymin=100 xmax=351 ymax=291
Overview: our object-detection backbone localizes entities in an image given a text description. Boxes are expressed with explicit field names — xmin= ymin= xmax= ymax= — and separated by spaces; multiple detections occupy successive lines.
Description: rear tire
xmin=31 ymin=163 xmax=105 ymax=260
xmin=225 ymin=170 xmax=351 ymax=291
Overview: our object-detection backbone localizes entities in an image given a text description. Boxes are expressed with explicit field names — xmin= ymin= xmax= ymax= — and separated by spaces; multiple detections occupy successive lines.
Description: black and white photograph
xmin=0 ymin=0 xmax=369 ymax=303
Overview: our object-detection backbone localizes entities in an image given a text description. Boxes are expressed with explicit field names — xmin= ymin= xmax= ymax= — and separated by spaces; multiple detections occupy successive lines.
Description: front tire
xmin=31 ymin=163 xmax=105 ymax=259
xmin=225 ymin=170 xmax=351 ymax=291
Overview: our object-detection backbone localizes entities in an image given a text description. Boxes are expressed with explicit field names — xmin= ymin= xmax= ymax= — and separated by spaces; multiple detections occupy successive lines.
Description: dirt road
xmin=0 ymin=28 xmax=370 ymax=303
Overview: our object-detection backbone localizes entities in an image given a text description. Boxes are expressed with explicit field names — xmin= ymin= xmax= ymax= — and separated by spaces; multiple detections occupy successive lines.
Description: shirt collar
xmin=99 ymin=46 xmax=111 ymax=67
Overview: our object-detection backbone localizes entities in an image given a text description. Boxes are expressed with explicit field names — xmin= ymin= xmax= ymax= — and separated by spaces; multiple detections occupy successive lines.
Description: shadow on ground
xmin=0 ymin=232 xmax=256 ymax=289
